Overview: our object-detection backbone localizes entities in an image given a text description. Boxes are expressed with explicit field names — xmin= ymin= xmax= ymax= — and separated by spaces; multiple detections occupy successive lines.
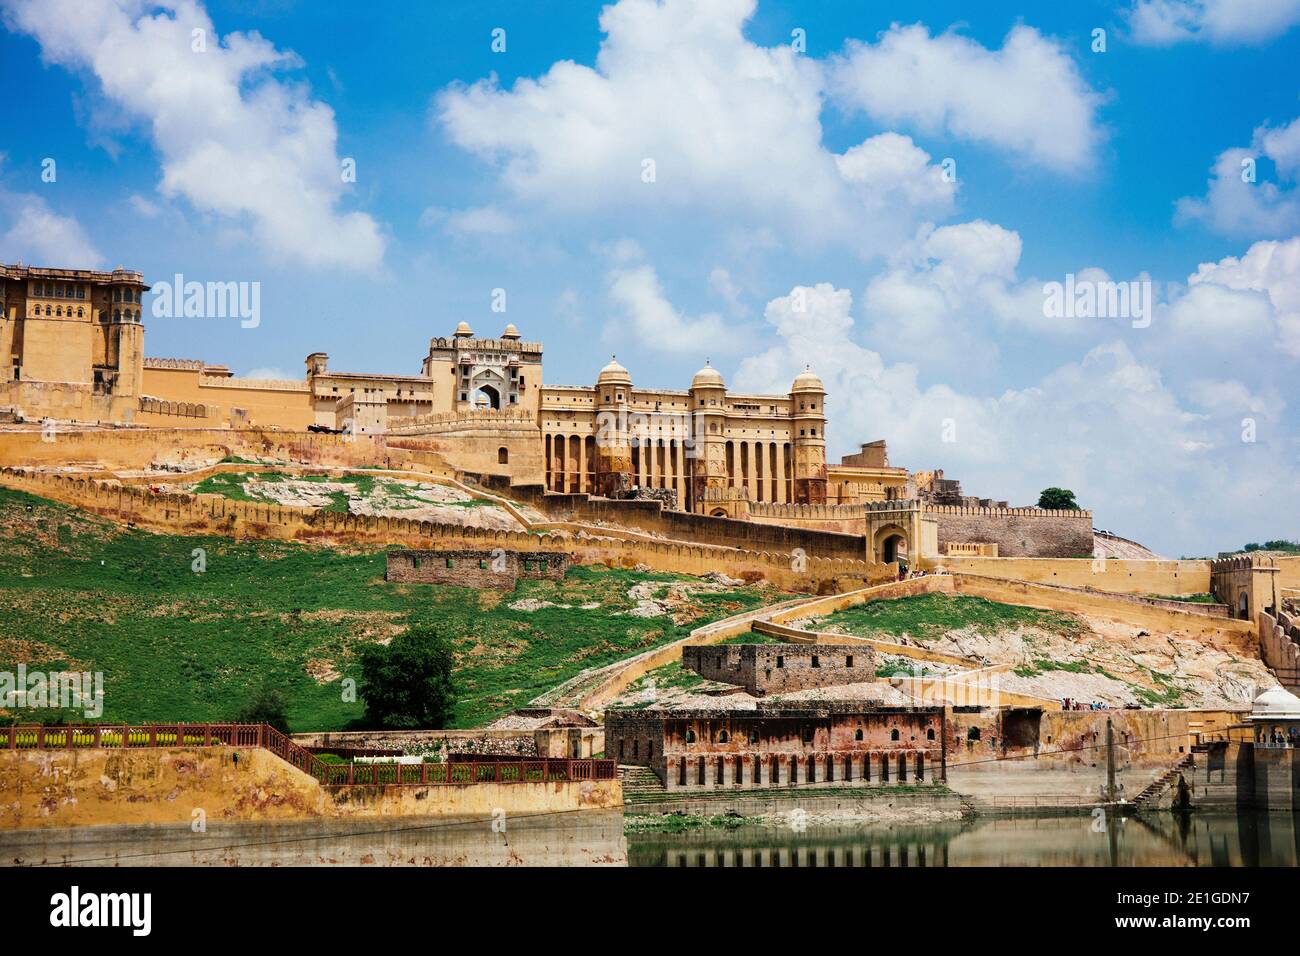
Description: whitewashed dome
xmin=1251 ymin=685 xmax=1300 ymax=720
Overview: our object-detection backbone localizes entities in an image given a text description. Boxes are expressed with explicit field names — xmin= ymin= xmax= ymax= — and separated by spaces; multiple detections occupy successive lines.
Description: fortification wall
xmin=529 ymin=490 xmax=869 ymax=561
xmin=0 ymin=468 xmax=894 ymax=593
xmin=940 ymin=556 xmax=1212 ymax=596
xmin=0 ymin=426 xmax=388 ymax=471
xmin=952 ymin=574 xmax=1256 ymax=644
xmin=926 ymin=505 xmax=1094 ymax=558
xmin=140 ymin=365 xmax=314 ymax=429
xmin=1259 ymin=609 xmax=1300 ymax=690
xmin=388 ymin=416 xmax=544 ymax=487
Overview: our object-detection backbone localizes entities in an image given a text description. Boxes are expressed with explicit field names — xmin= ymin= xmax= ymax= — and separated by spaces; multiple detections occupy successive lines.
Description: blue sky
xmin=2 ymin=0 xmax=1299 ymax=556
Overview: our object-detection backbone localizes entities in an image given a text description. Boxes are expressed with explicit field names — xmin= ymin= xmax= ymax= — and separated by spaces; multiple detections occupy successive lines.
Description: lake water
xmin=4 ymin=811 xmax=1297 ymax=866
xmin=627 ymin=812 xmax=1300 ymax=867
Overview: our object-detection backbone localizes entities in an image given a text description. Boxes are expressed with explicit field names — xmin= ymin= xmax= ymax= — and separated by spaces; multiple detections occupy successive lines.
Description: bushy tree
xmin=357 ymin=626 xmax=456 ymax=729
xmin=1037 ymin=487 xmax=1079 ymax=510
xmin=236 ymin=685 xmax=291 ymax=733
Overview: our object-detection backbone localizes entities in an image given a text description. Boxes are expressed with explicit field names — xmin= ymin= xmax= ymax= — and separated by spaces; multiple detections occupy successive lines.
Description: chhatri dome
xmin=597 ymin=355 xmax=631 ymax=386
xmin=690 ymin=360 xmax=724 ymax=389
xmin=790 ymin=365 xmax=824 ymax=392
xmin=453 ymin=321 xmax=473 ymax=338
xmin=1251 ymin=685 xmax=1300 ymax=721
xmin=501 ymin=323 xmax=520 ymax=339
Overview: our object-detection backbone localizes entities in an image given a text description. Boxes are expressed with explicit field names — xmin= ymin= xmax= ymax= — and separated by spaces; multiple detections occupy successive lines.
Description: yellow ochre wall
xmin=0 ymin=747 xmax=622 ymax=829
xmin=140 ymin=365 xmax=313 ymax=429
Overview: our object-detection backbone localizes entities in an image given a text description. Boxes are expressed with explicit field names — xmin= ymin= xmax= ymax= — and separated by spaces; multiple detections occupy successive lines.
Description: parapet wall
xmin=927 ymin=505 xmax=1093 ymax=558
xmin=940 ymin=556 xmax=1211 ymax=596
xmin=527 ymin=488 xmax=869 ymax=561
xmin=0 ymin=425 xmax=389 ymax=471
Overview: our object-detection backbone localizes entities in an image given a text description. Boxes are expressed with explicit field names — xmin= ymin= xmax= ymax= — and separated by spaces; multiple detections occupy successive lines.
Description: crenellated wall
xmin=0 ymin=467 xmax=894 ymax=593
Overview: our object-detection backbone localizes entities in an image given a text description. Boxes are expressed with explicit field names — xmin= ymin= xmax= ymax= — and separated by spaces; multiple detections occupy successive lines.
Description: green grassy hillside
xmin=0 ymin=487 xmax=779 ymax=730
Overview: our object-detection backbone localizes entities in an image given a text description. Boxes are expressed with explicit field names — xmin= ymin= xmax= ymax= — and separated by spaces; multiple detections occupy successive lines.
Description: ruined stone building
xmin=386 ymin=549 xmax=569 ymax=590
xmin=682 ymin=643 xmax=877 ymax=696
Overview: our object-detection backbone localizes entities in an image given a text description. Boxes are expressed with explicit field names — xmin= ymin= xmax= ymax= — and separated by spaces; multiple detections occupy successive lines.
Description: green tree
xmin=236 ymin=685 xmax=291 ymax=734
xmin=1036 ymin=487 xmax=1079 ymax=510
xmin=357 ymin=626 xmax=456 ymax=729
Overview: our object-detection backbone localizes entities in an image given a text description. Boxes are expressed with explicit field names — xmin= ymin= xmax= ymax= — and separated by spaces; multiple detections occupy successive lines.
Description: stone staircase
xmin=1131 ymin=753 xmax=1194 ymax=810
xmin=618 ymin=764 xmax=666 ymax=800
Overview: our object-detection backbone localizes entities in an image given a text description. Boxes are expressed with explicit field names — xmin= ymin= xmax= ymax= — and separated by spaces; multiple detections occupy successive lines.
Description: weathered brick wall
xmin=930 ymin=507 xmax=1094 ymax=558
xmin=605 ymin=711 xmax=669 ymax=781
xmin=683 ymin=644 xmax=876 ymax=695
xmin=385 ymin=549 xmax=569 ymax=589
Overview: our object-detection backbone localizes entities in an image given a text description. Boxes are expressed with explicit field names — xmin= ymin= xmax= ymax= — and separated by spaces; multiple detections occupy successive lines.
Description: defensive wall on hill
xmin=0 ymin=468 xmax=895 ymax=592
xmin=485 ymin=480 xmax=871 ymax=561
xmin=745 ymin=499 xmax=1096 ymax=558
xmin=940 ymin=555 xmax=1212 ymax=596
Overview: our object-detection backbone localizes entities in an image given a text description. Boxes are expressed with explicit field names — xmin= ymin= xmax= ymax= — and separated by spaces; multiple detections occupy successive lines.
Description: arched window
xmin=718 ymin=730 xmax=729 ymax=743
xmin=967 ymin=727 xmax=981 ymax=741
xmin=890 ymin=729 xmax=900 ymax=741
xmin=854 ymin=729 xmax=864 ymax=741
xmin=926 ymin=728 xmax=935 ymax=740
xmin=497 ymin=447 xmax=508 ymax=464
xmin=685 ymin=729 xmax=695 ymax=744
xmin=76 ymin=307 xmax=84 ymax=317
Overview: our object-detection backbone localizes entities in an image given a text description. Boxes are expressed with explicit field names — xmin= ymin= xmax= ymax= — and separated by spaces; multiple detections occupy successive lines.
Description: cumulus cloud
xmin=435 ymin=0 xmax=954 ymax=255
xmin=0 ymin=193 xmax=103 ymax=267
xmin=1176 ymin=122 xmax=1300 ymax=239
xmin=733 ymin=283 xmax=1299 ymax=554
xmin=828 ymin=24 xmax=1105 ymax=174
xmin=606 ymin=262 xmax=735 ymax=355
xmin=1183 ymin=236 xmax=1300 ymax=357
xmin=1127 ymin=0 xmax=1300 ymax=45
xmin=2 ymin=0 xmax=385 ymax=271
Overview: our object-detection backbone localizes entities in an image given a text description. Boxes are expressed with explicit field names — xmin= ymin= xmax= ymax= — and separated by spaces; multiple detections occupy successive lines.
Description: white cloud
xmin=606 ymin=262 xmax=735 ymax=355
xmin=1127 ymin=0 xmax=1300 ymax=45
xmin=1184 ymin=236 xmax=1300 ymax=356
xmin=733 ymin=283 xmax=1299 ymax=555
xmin=1176 ymin=138 xmax=1300 ymax=239
xmin=425 ymin=205 xmax=517 ymax=238
xmin=828 ymin=24 xmax=1105 ymax=174
xmin=243 ymin=366 xmax=294 ymax=381
xmin=0 ymin=193 xmax=102 ymax=267
xmin=436 ymin=0 xmax=954 ymax=255
xmin=2 ymin=0 xmax=385 ymax=271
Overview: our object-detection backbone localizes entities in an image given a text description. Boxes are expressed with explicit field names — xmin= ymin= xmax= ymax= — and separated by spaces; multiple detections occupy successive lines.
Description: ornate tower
xmin=790 ymin=366 xmax=827 ymax=504
xmin=688 ymin=361 xmax=728 ymax=513
xmin=592 ymin=357 xmax=634 ymax=496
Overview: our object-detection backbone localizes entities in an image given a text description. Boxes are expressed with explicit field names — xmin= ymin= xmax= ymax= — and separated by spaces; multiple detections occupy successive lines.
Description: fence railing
xmin=3 ymin=723 xmax=616 ymax=787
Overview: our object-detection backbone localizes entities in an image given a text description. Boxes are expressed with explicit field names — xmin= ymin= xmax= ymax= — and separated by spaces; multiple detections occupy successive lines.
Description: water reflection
xmin=627 ymin=812 xmax=1300 ymax=868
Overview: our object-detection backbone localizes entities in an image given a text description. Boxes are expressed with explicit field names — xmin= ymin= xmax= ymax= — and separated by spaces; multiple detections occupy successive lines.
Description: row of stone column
xmin=726 ymin=440 xmax=793 ymax=504
xmin=666 ymin=750 xmax=934 ymax=790
xmin=660 ymin=844 xmax=950 ymax=868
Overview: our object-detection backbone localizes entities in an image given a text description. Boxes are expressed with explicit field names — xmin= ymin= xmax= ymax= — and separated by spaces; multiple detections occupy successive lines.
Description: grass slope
xmin=0 ymin=487 xmax=777 ymax=730
xmin=813 ymin=592 xmax=1086 ymax=643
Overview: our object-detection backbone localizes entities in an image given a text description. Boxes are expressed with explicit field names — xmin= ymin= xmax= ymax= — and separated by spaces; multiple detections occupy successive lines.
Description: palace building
xmin=0 ymin=262 xmax=1095 ymax=558
xmin=0 ymin=264 xmax=148 ymax=423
